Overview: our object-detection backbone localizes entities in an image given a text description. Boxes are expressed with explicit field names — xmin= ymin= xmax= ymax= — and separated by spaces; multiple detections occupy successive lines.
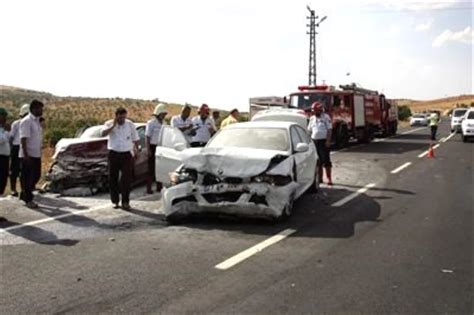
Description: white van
xmin=451 ymin=108 xmax=468 ymax=133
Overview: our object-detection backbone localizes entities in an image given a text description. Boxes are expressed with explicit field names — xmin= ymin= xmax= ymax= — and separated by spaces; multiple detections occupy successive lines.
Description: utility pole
xmin=306 ymin=6 xmax=327 ymax=86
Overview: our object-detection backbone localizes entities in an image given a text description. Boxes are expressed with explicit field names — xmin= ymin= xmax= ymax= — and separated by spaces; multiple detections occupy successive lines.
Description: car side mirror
xmin=295 ymin=143 xmax=309 ymax=153
xmin=174 ymin=143 xmax=186 ymax=152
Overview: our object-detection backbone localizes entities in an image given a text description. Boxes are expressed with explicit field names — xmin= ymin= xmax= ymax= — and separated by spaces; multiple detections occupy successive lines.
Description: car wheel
xmin=462 ymin=135 xmax=467 ymax=142
xmin=306 ymin=172 xmax=320 ymax=194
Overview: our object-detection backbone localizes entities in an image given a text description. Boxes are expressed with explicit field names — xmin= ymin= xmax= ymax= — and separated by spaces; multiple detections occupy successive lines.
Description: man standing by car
xmin=9 ymin=104 xmax=29 ymax=197
xmin=171 ymin=104 xmax=194 ymax=143
xmin=0 ymin=108 xmax=10 ymax=196
xmin=220 ymin=108 xmax=240 ymax=129
xmin=429 ymin=112 xmax=440 ymax=141
xmin=191 ymin=104 xmax=216 ymax=147
xmin=19 ymin=100 xmax=44 ymax=208
xmin=145 ymin=103 xmax=167 ymax=194
xmin=308 ymin=102 xmax=333 ymax=186
xmin=102 ymin=107 xmax=139 ymax=210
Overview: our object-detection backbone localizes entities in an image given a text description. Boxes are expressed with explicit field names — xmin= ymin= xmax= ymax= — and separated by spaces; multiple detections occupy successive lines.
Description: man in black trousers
xmin=19 ymin=100 xmax=44 ymax=208
xmin=101 ymin=107 xmax=139 ymax=210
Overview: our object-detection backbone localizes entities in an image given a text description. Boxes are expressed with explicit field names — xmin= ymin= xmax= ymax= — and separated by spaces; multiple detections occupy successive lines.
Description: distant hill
xmin=0 ymin=85 xmax=217 ymax=122
xmin=0 ymin=85 xmax=231 ymax=145
xmin=392 ymin=95 xmax=474 ymax=115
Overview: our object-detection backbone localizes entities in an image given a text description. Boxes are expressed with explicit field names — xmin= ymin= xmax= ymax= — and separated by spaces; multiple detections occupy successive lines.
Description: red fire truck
xmin=288 ymin=83 xmax=398 ymax=148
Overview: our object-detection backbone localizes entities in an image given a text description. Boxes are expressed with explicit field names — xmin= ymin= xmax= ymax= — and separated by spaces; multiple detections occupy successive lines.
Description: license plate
xmin=202 ymin=184 xmax=240 ymax=193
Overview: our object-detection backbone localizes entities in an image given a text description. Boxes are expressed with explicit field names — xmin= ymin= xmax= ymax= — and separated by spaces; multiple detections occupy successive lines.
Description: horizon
xmin=0 ymin=0 xmax=472 ymax=111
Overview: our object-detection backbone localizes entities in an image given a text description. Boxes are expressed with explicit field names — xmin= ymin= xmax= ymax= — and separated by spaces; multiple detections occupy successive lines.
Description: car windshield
xmin=453 ymin=109 xmax=467 ymax=117
xmin=207 ymin=128 xmax=289 ymax=151
xmin=413 ymin=115 xmax=425 ymax=118
xmin=467 ymin=111 xmax=474 ymax=119
xmin=80 ymin=125 xmax=104 ymax=139
xmin=289 ymin=93 xmax=330 ymax=112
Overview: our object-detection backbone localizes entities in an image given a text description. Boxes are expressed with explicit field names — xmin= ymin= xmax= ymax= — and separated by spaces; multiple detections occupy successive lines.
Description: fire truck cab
xmin=288 ymin=84 xmax=397 ymax=148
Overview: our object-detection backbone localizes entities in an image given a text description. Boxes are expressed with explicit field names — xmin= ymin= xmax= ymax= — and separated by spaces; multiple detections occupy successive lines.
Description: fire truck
xmin=288 ymin=83 xmax=398 ymax=148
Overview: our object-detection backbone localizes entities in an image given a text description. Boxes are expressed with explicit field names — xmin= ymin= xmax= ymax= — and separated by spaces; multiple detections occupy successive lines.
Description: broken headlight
xmin=252 ymin=174 xmax=292 ymax=186
xmin=169 ymin=168 xmax=197 ymax=186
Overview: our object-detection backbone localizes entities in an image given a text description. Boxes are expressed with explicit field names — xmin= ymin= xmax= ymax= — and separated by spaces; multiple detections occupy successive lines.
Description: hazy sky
xmin=0 ymin=0 xmax=472 ymax=110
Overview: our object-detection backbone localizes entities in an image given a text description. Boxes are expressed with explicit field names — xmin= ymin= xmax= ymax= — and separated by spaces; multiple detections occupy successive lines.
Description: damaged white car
xmin=155 ymin=121 xmax=319 ymax=221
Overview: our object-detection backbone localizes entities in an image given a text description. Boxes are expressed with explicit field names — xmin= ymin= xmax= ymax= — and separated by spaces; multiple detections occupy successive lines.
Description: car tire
xmin=306 ymin=172 xmax=320 ymax=194
xmin=462 ymin=135 xmax=467 ymax=142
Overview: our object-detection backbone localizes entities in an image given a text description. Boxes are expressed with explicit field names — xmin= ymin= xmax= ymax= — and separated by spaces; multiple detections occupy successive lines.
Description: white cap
xmin=153 ymin=103 xmax=167 ymax=116
xmin=19 ymin=104 xmax=30 ymax=117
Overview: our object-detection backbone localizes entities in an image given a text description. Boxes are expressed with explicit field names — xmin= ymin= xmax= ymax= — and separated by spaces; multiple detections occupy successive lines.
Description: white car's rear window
xmin=208 ymin=128 xmax=289 ymax=151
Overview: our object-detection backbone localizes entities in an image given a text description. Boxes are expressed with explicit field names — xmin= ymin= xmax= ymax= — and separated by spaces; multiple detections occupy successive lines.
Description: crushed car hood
xmin=182 ymin=147 xmax=290 ymax=178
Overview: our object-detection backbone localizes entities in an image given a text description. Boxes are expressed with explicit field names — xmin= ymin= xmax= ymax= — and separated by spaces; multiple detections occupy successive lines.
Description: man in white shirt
xmin=307 ymin=102 xmax=333 ymax=185
xmin=190 ymin=104 xmax=216 ymax=147
xmin=171 ymin=105 xmax=194 ymax=143
xmin=0 ymin=108 xmax=10 ymax=197
xmin=8 ymin=104 xmax=29 ymax=197
xmin=19 ymin=100 xmax=44 ymax=208
xmin=102 ymin=107 xmax=139 ymax=210
xmin=145 ymin=103 xmax=167 ymax=194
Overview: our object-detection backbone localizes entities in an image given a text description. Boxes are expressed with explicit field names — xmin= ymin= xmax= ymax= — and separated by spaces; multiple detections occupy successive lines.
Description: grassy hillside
xmin=393 ymin=95 xmax=474 ymax=115
xmin=0 ymin=85 xmax=229 ymax=145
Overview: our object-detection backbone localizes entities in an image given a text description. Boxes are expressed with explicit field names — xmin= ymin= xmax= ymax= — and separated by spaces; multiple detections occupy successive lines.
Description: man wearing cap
xmin=19 ymin=100 xmax=44 ymax=208
xmin=102 ymin=107 xmax=139 ymax=210
xmin=8 ymin=104 xmax=29 ymax=197
xmin=220 ymin=108 xmax=240 ymax=129
xmin=0 ymin=107 xmax=11 ymax=196
xmin=308 ymin=102 xmax=333 ymax=186
xmin=145 ymin=103 xmax=167 ymax=194
xmin=190 ymin=104 xmax=216 ymax=147
xmin=171 ymin=105 xmax=194 ymax=143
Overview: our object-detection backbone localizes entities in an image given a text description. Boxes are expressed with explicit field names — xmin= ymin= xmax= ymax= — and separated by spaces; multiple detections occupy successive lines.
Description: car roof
xmin=225 ymin=121 xmax=299 ymax=129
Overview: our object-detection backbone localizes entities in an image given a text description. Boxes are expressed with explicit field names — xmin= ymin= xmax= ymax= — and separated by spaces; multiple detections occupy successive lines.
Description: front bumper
xmin=161 ymin=181 xmax=298 ymax=219
xmin=462 ymin=127 xmax=474 ymax=136
xmin=451 ymin=123 xmax=462 ymax=132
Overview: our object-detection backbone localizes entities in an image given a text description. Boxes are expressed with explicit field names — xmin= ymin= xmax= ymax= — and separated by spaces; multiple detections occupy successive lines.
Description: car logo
xmin=218 ymin=169 xmax=224 ymax=175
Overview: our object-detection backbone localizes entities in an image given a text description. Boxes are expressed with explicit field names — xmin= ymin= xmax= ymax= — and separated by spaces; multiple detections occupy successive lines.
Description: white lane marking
xmin=390 ymin=162 xmax=412 ymax=174
xmin=331 ymin=183 xmax=376 ymax=207
xmin=215 ymin=228 xmax=297 ymax=270
xmin=216 ymin=182 xmax=377 ymax=270
xmin=0 ymin=194 xmax=158 ymax=233
xmin=400 ymin=127 xmax=427 ymax=135
xmin=442 ymin=132 xmax=456 ymax=142
xmin=418 ymin=143 xmax=442 ymax=158
xmin=418 ymin=150 xmax=429 ymax=158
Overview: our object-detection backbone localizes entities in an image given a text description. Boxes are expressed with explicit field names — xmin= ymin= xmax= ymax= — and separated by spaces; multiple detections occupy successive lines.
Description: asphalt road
xmin=1 ymin=121 xmax=472 ymax=314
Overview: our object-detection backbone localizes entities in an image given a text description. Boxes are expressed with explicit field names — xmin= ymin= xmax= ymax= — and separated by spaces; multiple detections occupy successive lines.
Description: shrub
xmin=398 ymin=105 xmax=412 ymax=121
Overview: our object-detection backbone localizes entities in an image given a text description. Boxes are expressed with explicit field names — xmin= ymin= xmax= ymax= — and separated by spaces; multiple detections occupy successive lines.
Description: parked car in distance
xmin=155 ymin=121 xmax=319 ymax=222
xmin=461 ymin=108 xmax=474 ymax=142
xmin=451 ymin=108 xmax=468 ymax=133
xmin=410 ymin=114 xmax=429 ymax=127
xmin=251 ymin=108 xmax=309 ymax=129
xmin=46 ymin=123 xmax=148 ymax=195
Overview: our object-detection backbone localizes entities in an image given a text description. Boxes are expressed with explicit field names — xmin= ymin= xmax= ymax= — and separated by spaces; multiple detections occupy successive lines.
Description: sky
xmin=0 ymin=0 xmax=472 ymax=110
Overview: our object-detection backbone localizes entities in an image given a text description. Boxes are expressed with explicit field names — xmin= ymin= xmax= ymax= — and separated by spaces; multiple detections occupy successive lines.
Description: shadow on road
xmin=342 ymin=141 xmax=430 ymax=155
xmin=0 ymin=220 xmax=79 ymax=246
xmin=168 ymin=185 xmax=392 ymax=240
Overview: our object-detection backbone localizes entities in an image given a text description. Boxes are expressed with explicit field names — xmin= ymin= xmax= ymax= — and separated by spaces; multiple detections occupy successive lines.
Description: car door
xmin=293 ymin=126 xmax=317 ymax=188
xmin=155 ymin=126 xmax=189 ymax=185
xmin=133 ymin=125 xmax=149 ymax=180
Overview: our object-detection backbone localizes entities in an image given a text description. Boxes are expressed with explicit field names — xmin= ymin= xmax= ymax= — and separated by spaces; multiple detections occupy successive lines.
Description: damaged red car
xmin=45 ymin=123 xmax=148 ymax=195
